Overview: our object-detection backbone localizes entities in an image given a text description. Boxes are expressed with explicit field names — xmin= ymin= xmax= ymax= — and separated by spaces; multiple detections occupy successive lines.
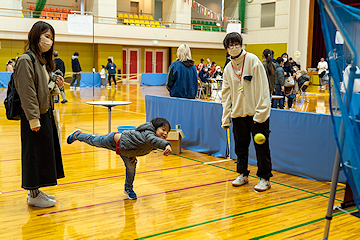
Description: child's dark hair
xmin=101 ymin=65 xmax=105 ymax=68
xmin=276 ymin=57 xmax=284 ymax=64
xmin=151 ymin=118 xmax=171 ymax=131
xmin=223 ymin=32 xmax=243 ymax=49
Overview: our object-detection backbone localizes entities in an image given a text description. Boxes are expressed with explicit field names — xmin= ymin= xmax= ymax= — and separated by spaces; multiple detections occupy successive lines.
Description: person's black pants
xmin=232 ymin=116 xmax=272 ymax=180
xmin=108 ymin=74 xmax=116 ymax=86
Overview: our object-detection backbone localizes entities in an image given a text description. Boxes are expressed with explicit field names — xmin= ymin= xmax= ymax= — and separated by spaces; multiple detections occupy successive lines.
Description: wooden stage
xmin=0 ymin=84 xmax=359 ymax=239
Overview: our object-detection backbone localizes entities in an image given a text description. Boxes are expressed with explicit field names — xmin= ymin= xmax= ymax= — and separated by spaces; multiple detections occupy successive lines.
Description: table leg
xmin=108 ymin=106 xmax=112 ymax=133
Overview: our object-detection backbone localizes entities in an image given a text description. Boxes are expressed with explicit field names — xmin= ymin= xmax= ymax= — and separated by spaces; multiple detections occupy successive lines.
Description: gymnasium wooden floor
xmin=0 ymin=83 xmax=359 ymax=240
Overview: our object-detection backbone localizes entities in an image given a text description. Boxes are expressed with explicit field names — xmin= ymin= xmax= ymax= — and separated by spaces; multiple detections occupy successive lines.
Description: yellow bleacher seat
xmin=135 ymin=24 xmax=140 ymax=26
xmin=118 ymin=13 xmax=123 ymax=18
xmin=140 ymin=24 xmax=145 ymax=27
xmin=135 ymin=20 xmax=140 ymax=24
xmin=139 ymin=15 xmax=143 ymax=19
xmin=149 ymin=16 xmax=154 ymax=20
xmin=150 ymin=21 xmax=155 ymax=25
xmin=145 ymin=20 xmax=150 ymax=25
xmin=156 ymin=25 xmax=160 ymax=28
xmin=124 ymin=19 xmax=129 ymax=24
xmin=151 ymin=25 xmax=156 ymax=27
xmin=140 ymin=20 xmax=145 ymax=24
xmin=124 ymin=14 xmax=128 ymax=18
xmin=134 ymin=15 xmax=138 ymax=19
xmin=144 ymin=16 xmax=149 ymax=20
xmin=129 ymin=19 xmax=135 ymax=24
xmin=129 ymin=14 xmax=133 ymax=18
xmin=146 ymin=24 xmax=150 ymax=27
xmin=155 ymin=21 xmax=160 ymax=25
xmin=161 ymin=26 xmax=166 ymax=28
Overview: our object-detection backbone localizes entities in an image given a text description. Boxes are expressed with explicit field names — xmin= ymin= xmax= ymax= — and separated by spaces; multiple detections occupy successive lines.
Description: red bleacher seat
xmin=61 ymin=8 xmax=68 ymax=20
xmin=29 ymin=5 xmax=35 ymax=10
xmin=48 ymin=7 xmax=55 ymax=19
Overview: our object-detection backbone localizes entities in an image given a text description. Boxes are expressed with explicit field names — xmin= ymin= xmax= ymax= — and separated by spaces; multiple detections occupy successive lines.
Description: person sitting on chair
xmin=297 ymin=70 xmax=310 ymax=92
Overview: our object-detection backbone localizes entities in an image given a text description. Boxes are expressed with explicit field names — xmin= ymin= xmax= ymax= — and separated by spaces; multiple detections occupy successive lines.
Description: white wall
xmin=244 ymin=0 xmax=310 ymax=68
xmin=0 ymin=0 xmax=22 ymax=16
xmin=163 ymin=0 xmax=191 ymax=29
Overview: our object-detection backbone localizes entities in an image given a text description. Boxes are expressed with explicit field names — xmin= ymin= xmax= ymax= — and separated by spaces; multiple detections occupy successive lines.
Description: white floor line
xmin=203 ymin=159 xmax=234 ymax=164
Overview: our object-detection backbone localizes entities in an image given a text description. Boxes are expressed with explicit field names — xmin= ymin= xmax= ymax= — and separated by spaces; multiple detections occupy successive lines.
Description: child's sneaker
xmin=124 ymin=189 xmax=137 ymax=200
xmin=254 ymin=178 xmax=271 ymax=192
xmin=67 ymin=129 xmax=81 ymax=144
xmin=232 ymin=174 xmax=249 ymax=187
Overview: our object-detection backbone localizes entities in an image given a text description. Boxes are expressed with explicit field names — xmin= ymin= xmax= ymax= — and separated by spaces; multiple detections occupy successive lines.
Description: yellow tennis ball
xmin=254 ymin=133 xmax=266 ymax=145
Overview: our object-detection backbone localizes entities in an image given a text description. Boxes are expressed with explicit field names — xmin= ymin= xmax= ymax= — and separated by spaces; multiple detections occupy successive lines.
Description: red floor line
xmin=37 ymin=179 xmax=232 ymax=216
xmin=0 ymin=163 xmax=203 ymax=195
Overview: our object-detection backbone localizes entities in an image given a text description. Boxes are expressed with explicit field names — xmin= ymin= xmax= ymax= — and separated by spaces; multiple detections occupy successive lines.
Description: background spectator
xmin=166 ymin=44 xmax=198 ymax=99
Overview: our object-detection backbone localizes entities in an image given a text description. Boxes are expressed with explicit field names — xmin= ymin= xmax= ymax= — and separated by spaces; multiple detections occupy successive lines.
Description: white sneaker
xmin=107 ymin=86 xmax=112 ymax=89
xmin=27 ymin=190 xmax=55 ymax=200
xmin=70 ymin=86 xmax=75 ymax=90
xmin=254 ymin=178 xmax=271 ymax=192
xmin=232 ymin=174 xmax=249 ymax=187
xmin=27 ymin=191 xmax=57 ymax=207
xmin=76 ymin=87 xmax=80 ymax=91
xmin=321 ymin=86 xmax=326 ymax=90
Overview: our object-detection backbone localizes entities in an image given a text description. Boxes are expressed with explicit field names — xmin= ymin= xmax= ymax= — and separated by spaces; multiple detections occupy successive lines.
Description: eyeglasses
xmin=228 ymin=44 xmax=241 ymax=50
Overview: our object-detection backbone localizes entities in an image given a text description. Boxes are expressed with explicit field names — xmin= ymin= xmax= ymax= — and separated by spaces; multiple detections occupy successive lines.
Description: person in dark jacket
xmin=166 ymin=44 xmax=198 ymax=99
xmin=198 ymin=65 xmax=211 ymax=95
xmin=70 ymin=52 xmax=82 ymax=90
xmin=67 ymin=118 xmax=172 ymax=200
xmin=297 ymin=70 xmax=310 ymax=92
xmin=53 ymin=51 xmax=67 ymax=103
xmin=106 ymin=58 xmax=117 ymax=88
xmin=272 ymin=57 xmax=285 ymax=109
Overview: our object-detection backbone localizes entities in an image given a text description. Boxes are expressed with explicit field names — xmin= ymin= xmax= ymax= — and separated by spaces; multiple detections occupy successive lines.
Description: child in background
xmin=100 ymin=65 xmax=106 ymax=88
xmin=67 ymin=118 xmax=172 ymax=200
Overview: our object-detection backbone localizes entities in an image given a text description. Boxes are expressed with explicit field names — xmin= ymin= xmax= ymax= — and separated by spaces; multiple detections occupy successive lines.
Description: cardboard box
xmin=167 ymin=129 xmax=185 ymax=155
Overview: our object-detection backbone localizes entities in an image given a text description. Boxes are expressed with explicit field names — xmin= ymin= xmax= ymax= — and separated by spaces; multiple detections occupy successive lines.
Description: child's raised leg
xmin=68 ymin=130 xmax=117 ymax=152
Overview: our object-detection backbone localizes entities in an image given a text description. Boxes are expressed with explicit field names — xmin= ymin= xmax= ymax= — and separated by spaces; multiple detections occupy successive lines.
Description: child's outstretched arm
xmin=145 ymin=132 xmax=172 ymax=154
xmin=163 ymin=145 xmax=172 ymax=156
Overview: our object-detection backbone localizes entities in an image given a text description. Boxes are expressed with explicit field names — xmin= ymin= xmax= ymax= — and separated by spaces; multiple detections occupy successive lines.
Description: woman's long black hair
xmin=263 ymin=49 xmax=274 ymax=76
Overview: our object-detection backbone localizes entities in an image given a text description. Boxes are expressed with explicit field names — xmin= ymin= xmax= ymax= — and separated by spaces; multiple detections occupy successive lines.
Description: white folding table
xmin=86 ymin=101 xmax=132 ymax=133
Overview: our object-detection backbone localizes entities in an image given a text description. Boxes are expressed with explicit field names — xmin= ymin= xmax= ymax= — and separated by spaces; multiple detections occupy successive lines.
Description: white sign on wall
xmin=68 ymin=14 xmax=93 ymax=35
xmin=227 ymin=22 xmax=242 ymax=34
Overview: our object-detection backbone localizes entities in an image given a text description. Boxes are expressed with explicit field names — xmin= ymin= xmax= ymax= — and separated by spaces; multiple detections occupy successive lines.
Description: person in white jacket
xmin=221 ymin=32 xmax=272 ymax=192
xmin=100 ymin=65 xmax=106 ymax=88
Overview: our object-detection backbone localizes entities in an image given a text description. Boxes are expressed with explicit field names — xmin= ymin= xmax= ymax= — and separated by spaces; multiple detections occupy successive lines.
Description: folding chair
xmin=298 ymin=81 xmax=310 ymax=102
xmin=197 ymin=80 xmax=206 ymax=99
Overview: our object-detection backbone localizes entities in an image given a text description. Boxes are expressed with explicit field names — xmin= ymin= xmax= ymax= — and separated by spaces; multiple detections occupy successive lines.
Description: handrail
xmin=0 ymin=7 xmax=252 ymax=32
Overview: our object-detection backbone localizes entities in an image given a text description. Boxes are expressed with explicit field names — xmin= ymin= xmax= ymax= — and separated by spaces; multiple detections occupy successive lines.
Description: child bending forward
xmin=67 ymin=118 xmax=172 ymax=200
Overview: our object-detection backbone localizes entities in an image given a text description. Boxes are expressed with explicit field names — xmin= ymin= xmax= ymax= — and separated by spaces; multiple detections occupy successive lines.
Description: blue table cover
xmin=145 ymin=95 xmax=228 ymax=157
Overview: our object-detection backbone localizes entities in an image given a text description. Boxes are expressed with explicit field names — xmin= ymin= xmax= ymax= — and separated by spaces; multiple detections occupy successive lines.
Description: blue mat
xmin=229 ymin=109 xmax=346 ymax=182
xmin=0 ymin=72 xmax=102 ymax=88
xmin=0 ymin=72 xmax=12 ymax=87
xmin=141 ymin=73 xmax=167 ymax=86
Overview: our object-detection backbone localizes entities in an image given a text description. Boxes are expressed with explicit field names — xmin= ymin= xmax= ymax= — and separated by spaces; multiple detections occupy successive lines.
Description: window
xmin=261 ymin=2 xmax=275 ymax=28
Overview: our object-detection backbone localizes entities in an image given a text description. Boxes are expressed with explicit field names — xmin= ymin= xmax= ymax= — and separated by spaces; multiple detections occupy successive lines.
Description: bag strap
xmin=24 ymin=52 xmax=36 ymax=74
